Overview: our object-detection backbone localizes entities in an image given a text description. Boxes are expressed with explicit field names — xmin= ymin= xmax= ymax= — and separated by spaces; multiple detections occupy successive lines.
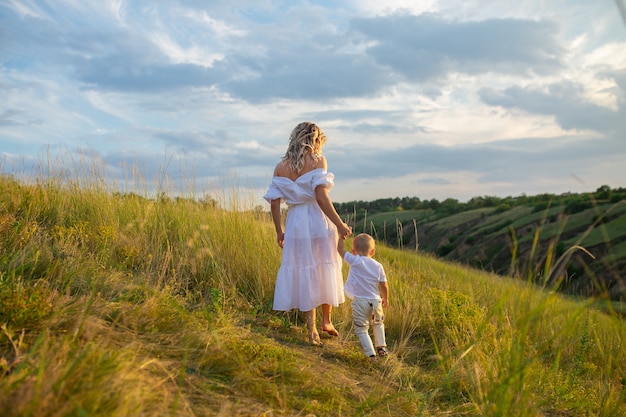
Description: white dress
xmin=264 ymin=168 xmax=345 ymax=312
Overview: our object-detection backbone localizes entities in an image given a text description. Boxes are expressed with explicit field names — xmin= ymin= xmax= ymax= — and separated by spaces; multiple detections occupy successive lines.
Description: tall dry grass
xmin=1 ymin=156 xmax=625 ymax=416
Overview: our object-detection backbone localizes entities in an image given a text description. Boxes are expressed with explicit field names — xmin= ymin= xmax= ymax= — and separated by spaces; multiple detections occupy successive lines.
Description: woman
xmin=264 ymin=122 xmax=352 ymax=346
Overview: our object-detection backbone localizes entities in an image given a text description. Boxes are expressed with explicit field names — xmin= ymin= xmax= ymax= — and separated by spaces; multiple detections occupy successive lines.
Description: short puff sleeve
xmin=263 ymin=181 xmax=284 ymax=204
xmin=311 ymin=170 xmax=335 ymax=190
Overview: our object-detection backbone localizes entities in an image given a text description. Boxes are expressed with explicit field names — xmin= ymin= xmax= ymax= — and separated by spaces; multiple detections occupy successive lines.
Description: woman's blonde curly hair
xmin=282 ymin=122 xmax=327 ymax=174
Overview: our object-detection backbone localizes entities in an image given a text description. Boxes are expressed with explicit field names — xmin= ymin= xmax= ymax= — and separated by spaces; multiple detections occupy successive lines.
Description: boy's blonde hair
xmin=353 ymin=233 xmax=375 ymax=256
xmin=282 ymin=122 xmax=327 ymax=174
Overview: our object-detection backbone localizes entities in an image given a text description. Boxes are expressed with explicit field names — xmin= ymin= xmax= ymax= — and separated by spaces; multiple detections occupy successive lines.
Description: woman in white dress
xmin=264 ymin=122 xmax=352 ymax=346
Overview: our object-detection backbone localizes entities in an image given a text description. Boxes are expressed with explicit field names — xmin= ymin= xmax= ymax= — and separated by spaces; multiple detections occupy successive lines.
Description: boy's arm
xmin=379 ymin=281 xmax=389 ymax=308
xmin=337 ymin=235 xmax=346 ymax=259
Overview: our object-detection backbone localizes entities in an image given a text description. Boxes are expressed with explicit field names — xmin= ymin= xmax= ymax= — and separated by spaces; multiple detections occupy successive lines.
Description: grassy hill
xmin=1 ymin=174 xmax=626 ymax=416
xmin=348 ymin=198 xmax=626 ymax=302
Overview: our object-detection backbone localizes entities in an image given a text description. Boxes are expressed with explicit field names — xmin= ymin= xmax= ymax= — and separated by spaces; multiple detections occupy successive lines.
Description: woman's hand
xmin=337 ymin=222 xmax=352 ymax=239
xmin=276 ymin=231 xmax=285 ymax=248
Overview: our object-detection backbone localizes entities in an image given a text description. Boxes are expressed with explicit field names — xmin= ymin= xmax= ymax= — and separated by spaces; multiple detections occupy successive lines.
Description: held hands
xmin=337 ymin=222 xmax=352 ymax=239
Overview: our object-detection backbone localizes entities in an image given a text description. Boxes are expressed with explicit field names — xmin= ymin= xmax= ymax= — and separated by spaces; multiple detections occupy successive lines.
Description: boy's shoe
xmin=376 ymin=347 xmax=388 ymax=357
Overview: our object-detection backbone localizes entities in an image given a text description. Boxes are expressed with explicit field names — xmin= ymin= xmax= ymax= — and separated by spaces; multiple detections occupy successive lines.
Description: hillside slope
xmin=357 ymin=200 xmax=626 ymax=301
xmin=1 ymin=176 xmax=626 ymax=416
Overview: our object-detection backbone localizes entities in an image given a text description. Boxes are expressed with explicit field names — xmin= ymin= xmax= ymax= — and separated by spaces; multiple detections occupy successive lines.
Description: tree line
xmin=334 ymin=185 xmax=626 ymax=217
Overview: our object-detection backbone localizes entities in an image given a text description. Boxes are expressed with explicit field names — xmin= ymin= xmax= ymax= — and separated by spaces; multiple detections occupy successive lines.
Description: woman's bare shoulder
xmin=317 ymin=155 xmax=328 ymax=170
xmin=308 ymin=153 xmax=327 ymax=170
xmin=273 ymin=160 xmax=288 ymax=177
xmin=275 ymin=160 xmax=301 ymax=180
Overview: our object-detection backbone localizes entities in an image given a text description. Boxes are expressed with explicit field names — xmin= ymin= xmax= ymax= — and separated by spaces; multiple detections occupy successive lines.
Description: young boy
xmin=337 ymin=233 xmax=389 ymax=359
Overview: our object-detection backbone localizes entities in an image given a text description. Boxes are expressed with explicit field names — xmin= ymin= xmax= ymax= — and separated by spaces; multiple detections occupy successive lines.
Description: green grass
xmin=572 ymin=210 xmax=626 ymax=247
xmin=1 ymin=169 xmax=626 ymax=416
xmin=431 ymin=208 xmax=494 ymax=228
xmin=363 ymin=209 xmax=434 ymax=230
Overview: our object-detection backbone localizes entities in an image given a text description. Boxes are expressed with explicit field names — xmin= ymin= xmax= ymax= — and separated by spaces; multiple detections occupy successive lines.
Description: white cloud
xmin=5 ymin=0 xmax=47 ymax=19
xmin=151 ymin=33 xmax=225 ymax=67
xmin=183 ymin=9 xmax=247 ymax=38
xmin=348 ymin=0 xmax=437 ymax=16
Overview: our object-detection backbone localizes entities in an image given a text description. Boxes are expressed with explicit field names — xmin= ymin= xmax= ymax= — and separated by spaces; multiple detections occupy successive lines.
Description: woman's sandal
xmin=376 ymin=347 xmax=388 ymax=357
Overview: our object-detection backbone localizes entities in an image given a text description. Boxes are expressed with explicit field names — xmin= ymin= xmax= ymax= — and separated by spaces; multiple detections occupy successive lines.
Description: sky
xmin=1 ymin=0 xmax=626 ymax=207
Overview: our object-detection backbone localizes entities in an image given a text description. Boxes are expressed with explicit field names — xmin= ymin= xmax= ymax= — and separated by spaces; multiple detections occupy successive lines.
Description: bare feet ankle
xmin=308 ymin=332 xmax=323 ymax=346
xmin=321 ymin=324 xmax=339 ymax=337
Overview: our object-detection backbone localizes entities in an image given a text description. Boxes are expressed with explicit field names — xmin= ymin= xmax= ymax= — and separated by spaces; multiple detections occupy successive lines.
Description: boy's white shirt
xmin=342 ymin=252 xmax=386 ymax=300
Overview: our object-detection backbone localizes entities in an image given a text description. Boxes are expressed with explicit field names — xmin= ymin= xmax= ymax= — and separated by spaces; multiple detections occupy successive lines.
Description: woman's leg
xmin=304 ymin=308 xmax=322 ymax=346
xmin=321 ymin=304 xmax=339 ymax=336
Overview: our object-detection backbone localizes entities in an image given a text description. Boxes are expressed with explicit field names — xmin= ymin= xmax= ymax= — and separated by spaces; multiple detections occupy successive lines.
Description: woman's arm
xmin=269 ymin=163 xmax=286 ymax=247
xmin=312 ymin=156 xmax=351 ymax=237
xmin=270 ymin=198 xmax=284 ymax=248
xmin=316 ymin=186 xmax=351 ymax=238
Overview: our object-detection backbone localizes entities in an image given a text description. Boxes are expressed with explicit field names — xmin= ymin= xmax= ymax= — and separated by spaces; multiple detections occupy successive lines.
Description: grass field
xmin=1 ymin=172 xmax=625 ymax=416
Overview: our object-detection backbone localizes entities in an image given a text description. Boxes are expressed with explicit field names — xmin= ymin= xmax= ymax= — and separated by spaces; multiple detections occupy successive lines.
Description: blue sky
xmin=1 ymin=0 xmax=625 ymax=206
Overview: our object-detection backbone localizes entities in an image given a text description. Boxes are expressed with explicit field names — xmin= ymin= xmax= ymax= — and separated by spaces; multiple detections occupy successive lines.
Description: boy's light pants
xmin=351 ymin=297 xmax=386 ymax=357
